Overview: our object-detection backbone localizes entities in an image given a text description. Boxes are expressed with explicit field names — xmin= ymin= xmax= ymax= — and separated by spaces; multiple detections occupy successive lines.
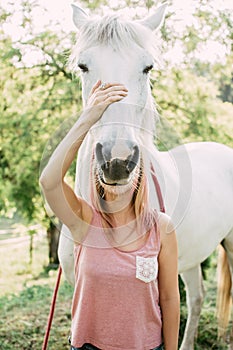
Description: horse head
xmin=69 ymin=4 xmax=167 ymax=197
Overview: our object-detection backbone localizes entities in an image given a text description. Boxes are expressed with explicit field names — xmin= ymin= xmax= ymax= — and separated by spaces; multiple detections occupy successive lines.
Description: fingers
xmin=102 ymin=85 xmax=128 ymax=96
xmin=103 ymin=90 xmax=128 ymax=103
xmin=87 ymin=81 xmax=128 ymax=108
xmin=90 ymin=80 xmax=102 ymax=95
xmin=83 ymin=81 xmax=128 ymax=126
xmin=89 ymin=81 xmax=126 ymax=97
xmin=97 ymin=87 xmax=128 ymax=103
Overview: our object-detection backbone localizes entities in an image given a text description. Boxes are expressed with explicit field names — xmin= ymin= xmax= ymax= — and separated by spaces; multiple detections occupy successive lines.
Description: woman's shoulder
xmin=157 ymin=212 xmax=175 ymax=237
xmin=157 ymin=212 xmax=178 ymax=260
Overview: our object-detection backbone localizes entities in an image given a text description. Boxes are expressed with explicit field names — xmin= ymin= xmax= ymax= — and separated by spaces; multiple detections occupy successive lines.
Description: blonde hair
xmin=91 ymin=160 xmax=156 ymax=232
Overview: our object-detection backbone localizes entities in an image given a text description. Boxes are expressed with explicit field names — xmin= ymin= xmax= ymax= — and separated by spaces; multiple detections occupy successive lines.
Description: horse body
xmin=75 ymin=138 xmax=233 ymax=272
xmin=58 ymin=5 xmax=233 ymax=349
xmin=172 ymin=142 xmax=233 ymax=270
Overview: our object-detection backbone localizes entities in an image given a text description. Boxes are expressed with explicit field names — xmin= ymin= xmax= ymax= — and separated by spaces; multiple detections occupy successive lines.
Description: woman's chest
xmin=75 ymin=245 xmax=159 ymax=284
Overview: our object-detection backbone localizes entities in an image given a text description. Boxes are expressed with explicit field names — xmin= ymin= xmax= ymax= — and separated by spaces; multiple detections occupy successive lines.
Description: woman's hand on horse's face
xmin=86 ymin=80 xmax=128 ymax=117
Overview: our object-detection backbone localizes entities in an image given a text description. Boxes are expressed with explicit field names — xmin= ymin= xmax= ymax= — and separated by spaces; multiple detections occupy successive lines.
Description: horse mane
xmin=69 ymin=14 xmax=161 ymax=71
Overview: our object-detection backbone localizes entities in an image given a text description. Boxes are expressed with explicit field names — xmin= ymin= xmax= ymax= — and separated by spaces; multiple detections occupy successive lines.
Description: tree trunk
xmin=47 ymin=220 xmax=60 ymax=266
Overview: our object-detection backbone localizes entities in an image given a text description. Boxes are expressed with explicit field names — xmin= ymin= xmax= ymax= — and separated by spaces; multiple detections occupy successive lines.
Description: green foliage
xmin=0 ymin=17 xmax=82 ymax=222
xmin=154 ymin=67 xmax=233 ymax=150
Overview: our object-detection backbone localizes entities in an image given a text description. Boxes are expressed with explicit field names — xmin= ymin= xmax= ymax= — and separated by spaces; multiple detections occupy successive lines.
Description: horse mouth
xmin=95 ymin=164 xmax=141 ymax=196
xmin=98 ymin=170 xmax=133 ymax=187
xmin=101 ymin=180 xmax=126 ymax=186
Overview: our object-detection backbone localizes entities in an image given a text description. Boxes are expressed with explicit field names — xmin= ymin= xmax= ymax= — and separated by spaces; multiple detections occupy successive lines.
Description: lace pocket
xmin=136 ymin=256 xmax=158 ymax=283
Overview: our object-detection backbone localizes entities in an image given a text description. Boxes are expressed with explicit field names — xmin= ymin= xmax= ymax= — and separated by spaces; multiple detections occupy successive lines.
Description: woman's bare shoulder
xmin=157 ymin=212 xmax=175 ymax=238
xmin=157 ymin=213 xmax=178 ymax=258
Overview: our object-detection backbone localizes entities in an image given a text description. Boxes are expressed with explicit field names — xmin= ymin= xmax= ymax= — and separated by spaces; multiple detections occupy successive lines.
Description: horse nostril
xmin=96 ymin=142 xmax=104 ymax=165
xmin=126 ymin=145 xmax=139 ymax=173
xmin=102 ymin=161 xmax=110 ymax=171
xmin=126 ymin=167 xmax=130 ymax=175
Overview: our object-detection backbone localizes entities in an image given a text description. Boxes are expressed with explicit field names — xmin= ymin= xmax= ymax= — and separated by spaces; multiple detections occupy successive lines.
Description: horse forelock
xmin=69 ymin=14 xmax=161 ymax=70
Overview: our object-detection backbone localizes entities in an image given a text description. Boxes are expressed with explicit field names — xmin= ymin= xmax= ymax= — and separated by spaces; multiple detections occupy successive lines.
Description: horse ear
xmin=138 ymin=3 xmax=168 ymax=31
xmin=71 ymin=4 xmax=89 ymax=30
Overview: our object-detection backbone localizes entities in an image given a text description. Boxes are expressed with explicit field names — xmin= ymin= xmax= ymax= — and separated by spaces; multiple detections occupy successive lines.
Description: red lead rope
xmin=42 ymin=265 xmax=62 ymax=350
xmin=42 ymin=163 xmax=164 ymax=349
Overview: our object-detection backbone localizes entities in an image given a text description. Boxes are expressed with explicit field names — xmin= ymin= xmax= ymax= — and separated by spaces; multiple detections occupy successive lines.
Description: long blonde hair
xmin=91 ymin=159 xmax=156 ymax=231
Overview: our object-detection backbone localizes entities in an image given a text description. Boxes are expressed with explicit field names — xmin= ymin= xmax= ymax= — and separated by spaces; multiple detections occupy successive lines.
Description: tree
xmin=0 ymin=3 xmax=82 ymax=264
xmin=153 ymin=67 xmax=233 ymax=150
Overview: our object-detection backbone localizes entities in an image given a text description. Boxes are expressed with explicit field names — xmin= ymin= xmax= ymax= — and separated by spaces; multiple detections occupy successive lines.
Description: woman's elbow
xmin=39 ymin=169 xmax=55 ymax=191
xmin=39 ymin=176 xmax=48 ymax=192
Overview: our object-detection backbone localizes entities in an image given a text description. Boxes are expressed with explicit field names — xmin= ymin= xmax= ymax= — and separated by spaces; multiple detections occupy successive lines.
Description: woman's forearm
xmin=40 ymin=110 xmax=93 ymax=190
xmin=160 ymin=295 xmax=180 ymax=349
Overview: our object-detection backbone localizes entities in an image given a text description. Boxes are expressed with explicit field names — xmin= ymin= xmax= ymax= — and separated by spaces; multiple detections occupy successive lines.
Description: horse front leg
xmin=179 ymin=265 xmax=205 ymax=350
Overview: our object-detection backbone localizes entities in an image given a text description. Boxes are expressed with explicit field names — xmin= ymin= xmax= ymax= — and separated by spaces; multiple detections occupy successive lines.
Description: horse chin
xmin=99 ymin=176 xmax=133 ymax=195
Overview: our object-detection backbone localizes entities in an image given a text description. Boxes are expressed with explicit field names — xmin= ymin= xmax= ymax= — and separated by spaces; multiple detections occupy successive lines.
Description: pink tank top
xmin=71 ymin=211 xmax=162 ymax=350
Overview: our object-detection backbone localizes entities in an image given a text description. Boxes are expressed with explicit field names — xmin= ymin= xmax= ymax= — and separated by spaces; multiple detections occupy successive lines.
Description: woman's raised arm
xmin=39 ymin=81 xmax=128 ymax=233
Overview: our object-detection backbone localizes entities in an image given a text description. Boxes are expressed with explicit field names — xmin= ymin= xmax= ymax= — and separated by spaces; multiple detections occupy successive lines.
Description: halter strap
xmin=150 ymin=162 xmax=165 ymax=213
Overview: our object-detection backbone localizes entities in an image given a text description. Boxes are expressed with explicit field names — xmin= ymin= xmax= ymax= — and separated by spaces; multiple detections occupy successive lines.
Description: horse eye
xmin=143 ymin=64 xmax=153 ymax=74
xmin=78 ymin=63 xmax=89 ymax=73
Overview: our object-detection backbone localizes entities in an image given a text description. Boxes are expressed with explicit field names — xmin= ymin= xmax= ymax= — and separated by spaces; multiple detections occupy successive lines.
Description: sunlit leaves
xmin=0 ymin=10 xmax=82 ymax=222
xmin=153 ymin=68 xmax=233 ymax=148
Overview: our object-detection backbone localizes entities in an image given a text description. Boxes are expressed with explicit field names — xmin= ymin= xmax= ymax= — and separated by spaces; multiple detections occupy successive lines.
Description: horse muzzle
xmin=95 ymin=142 xmax=139 ymax=185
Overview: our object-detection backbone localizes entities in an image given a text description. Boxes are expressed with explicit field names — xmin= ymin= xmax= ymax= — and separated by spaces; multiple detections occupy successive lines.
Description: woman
xmin=40 ymin=80 xmax=180 ymax=350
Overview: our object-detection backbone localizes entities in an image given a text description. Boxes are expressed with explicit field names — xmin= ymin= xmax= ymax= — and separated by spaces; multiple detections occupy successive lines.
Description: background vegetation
xmin=0 ymin=0 xmax=232 ymax=348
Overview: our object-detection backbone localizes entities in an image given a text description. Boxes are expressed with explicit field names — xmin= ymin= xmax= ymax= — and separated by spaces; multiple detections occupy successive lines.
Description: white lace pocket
xmin=136 ymin=256 xmax=158 ymax=283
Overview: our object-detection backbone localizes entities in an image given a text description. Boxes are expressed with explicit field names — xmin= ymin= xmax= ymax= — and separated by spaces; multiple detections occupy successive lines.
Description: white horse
xmin=58 ymin=4 xmax=233 ymax=349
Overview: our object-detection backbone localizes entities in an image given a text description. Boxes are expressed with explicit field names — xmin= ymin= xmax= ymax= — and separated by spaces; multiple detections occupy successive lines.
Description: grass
xmin=179 ymin=254 xmax=230 ymax=349
xmin=0 ymin=282 xmax=73 ymax=349
xmin=0 ymin=228 xmax=73 ymax=349
xmin=0 ymin=225 xmax=231 ymax=349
